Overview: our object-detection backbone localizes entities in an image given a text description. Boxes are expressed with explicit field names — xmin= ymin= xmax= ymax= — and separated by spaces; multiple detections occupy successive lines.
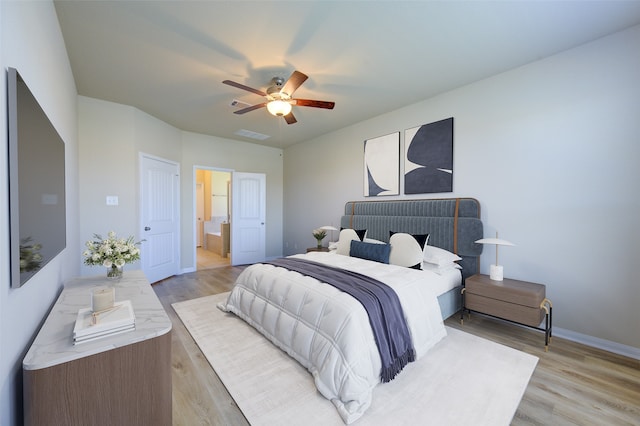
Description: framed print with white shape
xmin=404 ymin=117 xmax=453 ymax=194
xmin=363 ymin=132 xmax=400 ymax=197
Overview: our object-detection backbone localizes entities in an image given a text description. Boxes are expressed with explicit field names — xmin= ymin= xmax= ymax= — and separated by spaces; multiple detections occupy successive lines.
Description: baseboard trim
xmin=553 ymin=327 xmax=640 ymax=361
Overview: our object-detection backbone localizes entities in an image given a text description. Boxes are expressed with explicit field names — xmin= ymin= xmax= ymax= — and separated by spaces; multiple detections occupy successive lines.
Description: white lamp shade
xmin=266 ymin=100 xmax=292 ymax=116
xmin=474 ymin=238 xmax=514 ymax=246
xmin=475 ymin=233 xmax=514 ymax=281
xmin=319 ymin=225 xmax=338 ymax=231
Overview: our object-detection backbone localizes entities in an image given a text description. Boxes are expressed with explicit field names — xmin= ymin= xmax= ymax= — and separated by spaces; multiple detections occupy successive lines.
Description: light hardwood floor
xmin=152 ymin=267 xmax=640 ymax=425
xmin=196 ymin=247 xmax=230 ymax=270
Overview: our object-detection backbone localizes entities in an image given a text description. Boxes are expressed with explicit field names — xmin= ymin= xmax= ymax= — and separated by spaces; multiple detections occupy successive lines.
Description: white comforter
xmin=219 ymin=251 xmax=447 ymax=424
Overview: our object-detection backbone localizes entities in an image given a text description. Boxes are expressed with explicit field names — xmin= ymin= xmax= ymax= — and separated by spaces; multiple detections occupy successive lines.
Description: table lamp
xmin=475 ymin=232 xmax=515 ymax=281
xmin=320 ymin=225 xmax=338 ymax=244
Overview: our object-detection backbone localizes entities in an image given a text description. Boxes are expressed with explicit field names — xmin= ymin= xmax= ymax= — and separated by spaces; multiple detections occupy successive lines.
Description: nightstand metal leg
xmin=460 ymin=287 xmax=466 ymax=325
xmin=546 ymin=299 xmax=553 ymax=342
xmin=540 ymin=298 xmax=553 ymax=351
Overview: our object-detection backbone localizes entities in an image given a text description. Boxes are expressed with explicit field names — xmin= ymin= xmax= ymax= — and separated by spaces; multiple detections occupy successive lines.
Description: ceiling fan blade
xmin=222 ymin=80 xmax=267 ymax=97
xmin=234 ymin=103 xmax=267 ymax=114
xmin=283 ymin=112 xmax=297 ymax=125
xmin=293 ymin=99 xmax=335 ymax=109
xmin=281 ymin=71 xmax=308 ymax=97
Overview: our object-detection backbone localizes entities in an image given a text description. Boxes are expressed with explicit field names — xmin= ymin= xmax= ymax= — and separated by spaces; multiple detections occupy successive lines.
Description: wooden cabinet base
xmin=465 ymin=292 xmax=544 ymax=327
xmin=462 ymin=274 xmax=553 ymax=350
xmin=24 ymin=331 xmax=172 ymax=426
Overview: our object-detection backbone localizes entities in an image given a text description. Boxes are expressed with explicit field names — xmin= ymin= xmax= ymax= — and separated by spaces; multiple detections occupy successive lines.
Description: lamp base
xmin=489 ymin=265 xmax=504 ymax=281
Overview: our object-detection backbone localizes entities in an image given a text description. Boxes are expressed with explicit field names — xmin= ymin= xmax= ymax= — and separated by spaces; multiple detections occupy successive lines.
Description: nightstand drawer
xmin=465 ymin=292 xmax=545 ymax=327
xmin=465 ymin=274 xmax=545 ymax=308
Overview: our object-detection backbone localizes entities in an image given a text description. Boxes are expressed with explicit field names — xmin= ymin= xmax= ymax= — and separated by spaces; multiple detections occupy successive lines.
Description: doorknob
xmin=144 ymin=226 xmax=151 ymax=231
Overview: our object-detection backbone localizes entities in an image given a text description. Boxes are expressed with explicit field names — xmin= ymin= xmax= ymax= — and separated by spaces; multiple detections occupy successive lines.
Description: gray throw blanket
xmin=265 ymin=257 xmax=415 ymax=382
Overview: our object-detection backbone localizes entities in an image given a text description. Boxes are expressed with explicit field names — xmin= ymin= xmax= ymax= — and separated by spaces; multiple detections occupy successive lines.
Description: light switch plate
xmin=106 ymin=196 xmax=119 ymax=206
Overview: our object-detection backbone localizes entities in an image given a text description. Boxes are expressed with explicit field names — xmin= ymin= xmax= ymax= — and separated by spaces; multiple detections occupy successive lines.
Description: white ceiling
xmin=54 ymin=1 xmax=640 ymax=148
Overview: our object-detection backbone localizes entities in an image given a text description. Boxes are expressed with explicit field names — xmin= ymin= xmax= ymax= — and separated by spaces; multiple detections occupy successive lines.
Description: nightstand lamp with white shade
xmin=475 ymin=232 xmax=515 ymax=281
xmin=319 ymin=225 xmax=338 ymax=245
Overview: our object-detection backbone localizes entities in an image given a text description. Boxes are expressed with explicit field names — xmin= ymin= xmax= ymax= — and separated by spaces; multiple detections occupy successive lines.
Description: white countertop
xmin=23 ymin=270 xmax=172 ymax=370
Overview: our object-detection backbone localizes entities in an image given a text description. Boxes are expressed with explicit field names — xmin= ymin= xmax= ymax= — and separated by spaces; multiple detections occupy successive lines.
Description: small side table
xmin=306 ymin=247 xmax=330 ymax=253
xmin=461 ymin=274 xmax=553 ymax=351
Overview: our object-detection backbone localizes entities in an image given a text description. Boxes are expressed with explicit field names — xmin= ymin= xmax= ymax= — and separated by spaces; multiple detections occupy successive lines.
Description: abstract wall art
xmin=363 ymin=132 xmax=400 ymax=197
xmin=404 ymin=117 xmax=453 ymax=194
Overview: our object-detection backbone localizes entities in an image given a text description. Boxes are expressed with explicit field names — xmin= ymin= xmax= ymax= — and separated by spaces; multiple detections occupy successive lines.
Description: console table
xmin=22 ymin=270 xmax=172 ymax=426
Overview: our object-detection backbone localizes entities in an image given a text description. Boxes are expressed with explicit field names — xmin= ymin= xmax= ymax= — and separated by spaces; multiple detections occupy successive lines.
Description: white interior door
xmin=140 ymin=154 xmax=180 ymax=283
xmin=231 ymin=172 xmax=266 ymax=266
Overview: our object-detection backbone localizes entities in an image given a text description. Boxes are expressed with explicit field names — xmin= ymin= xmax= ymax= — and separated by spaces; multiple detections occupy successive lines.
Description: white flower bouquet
xmin=312 ymin=228 xmax=327 ymax=248
xmin=83 ymin=231 xmax=142 ymax=277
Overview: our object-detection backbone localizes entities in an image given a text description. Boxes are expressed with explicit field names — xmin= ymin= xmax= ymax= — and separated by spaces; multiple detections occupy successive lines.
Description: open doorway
xmin=195 ymin=168 xmax=232 ymax=270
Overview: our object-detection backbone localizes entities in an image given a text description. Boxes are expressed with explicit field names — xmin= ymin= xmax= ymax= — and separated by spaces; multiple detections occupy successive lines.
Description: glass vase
xmin=316 ymin=240 xmax=323 ymax=249
xmin=106 ymin=265 xmax=123 ymax=280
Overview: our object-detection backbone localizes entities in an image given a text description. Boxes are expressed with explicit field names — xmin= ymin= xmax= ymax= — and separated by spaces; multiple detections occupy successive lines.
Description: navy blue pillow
xmin=350 ymin=240 xmax=391 ymax=264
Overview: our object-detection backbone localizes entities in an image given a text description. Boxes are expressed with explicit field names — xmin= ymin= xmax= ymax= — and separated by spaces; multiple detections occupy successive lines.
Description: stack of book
xmin=73 ymin=300 xmax=136 ymax=344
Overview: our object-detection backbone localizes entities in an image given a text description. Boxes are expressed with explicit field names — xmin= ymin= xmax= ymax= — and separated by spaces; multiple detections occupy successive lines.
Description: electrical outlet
xmin=106 ymin=196 xmax=119 ymax=206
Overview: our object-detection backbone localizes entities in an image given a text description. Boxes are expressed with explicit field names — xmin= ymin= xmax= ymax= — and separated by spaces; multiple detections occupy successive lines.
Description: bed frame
xmin=340 ymin=198 xmax=483 ymax=319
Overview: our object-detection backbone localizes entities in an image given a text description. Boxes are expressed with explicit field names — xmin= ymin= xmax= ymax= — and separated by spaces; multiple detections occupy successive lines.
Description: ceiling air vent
xmin=229 ymin=99 xmax=251 ymax=108
xmin=234 ymin=129 xmax=270 ymax=140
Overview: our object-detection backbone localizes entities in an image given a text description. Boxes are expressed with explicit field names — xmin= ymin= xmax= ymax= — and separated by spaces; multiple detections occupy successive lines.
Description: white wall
xmin=79 ymin=97 xmax=284 ymax=274
xmin=78 ymin=96 xmax=182 ymax=276
xmin=181 ymin=131 xmax=284 ymax=266
xmin=0 ymin=2 xmax=79 ymax=425
xmin=284 ymin=26 xmax=640 ymax=354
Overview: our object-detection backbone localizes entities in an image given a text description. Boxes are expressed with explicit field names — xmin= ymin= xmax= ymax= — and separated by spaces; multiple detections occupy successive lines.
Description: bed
xmin=339 ymin=197 xmax=483 ymax=318
xmin=219 ymin=198 xmax=483 ymax=424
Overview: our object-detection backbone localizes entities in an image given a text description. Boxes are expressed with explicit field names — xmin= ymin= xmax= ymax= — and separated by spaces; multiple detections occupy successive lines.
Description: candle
xmin=92 ymin=287 xmax=115 ymax=312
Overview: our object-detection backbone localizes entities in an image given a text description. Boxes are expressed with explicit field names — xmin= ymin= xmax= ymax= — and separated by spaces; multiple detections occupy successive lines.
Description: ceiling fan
xmin=222 ymin=70 xmax=335 ymax=125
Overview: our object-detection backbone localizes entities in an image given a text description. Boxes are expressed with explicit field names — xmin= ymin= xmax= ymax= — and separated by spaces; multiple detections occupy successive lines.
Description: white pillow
xmin=423 ymin=245 xmax=462 ymax=266
xmin=389 ymin=233 xmax=424 ymax=268
xmin=336 ymin=229 xmax=360 ymax=256
xmin=363 ymin=237 xmax=385 ymax=244
xmin=421 ymin=261 xmax=462 ymax=274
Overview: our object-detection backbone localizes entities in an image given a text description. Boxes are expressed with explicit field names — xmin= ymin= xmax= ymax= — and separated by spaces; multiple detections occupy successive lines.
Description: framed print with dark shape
xmin=404 ymin=117 xmax=453 ymax=194
xmin=363 ymin=132 xmax=400 ymax=197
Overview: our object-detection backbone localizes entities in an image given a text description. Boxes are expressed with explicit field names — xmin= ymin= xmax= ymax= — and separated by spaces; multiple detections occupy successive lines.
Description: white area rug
xmin=173 ymin=293 xmax=538 ymax=426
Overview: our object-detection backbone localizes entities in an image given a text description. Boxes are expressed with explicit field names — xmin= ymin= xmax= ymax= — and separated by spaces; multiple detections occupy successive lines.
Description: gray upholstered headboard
xmin=340 ymin=198 xmax=483 ymax=280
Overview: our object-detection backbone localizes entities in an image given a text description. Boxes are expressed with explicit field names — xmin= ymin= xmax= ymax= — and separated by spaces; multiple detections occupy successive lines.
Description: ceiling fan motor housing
xmin=267 ymin=77 xmax=289 ymax=100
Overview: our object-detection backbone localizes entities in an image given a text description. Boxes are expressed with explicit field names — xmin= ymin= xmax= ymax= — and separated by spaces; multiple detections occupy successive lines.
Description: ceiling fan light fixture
xmin=267 ymin=99 xmax=292 ymax=116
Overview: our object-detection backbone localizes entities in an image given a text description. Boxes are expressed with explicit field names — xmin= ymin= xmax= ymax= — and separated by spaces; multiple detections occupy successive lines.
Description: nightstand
xmin=461 ymin=274 xmax=553 ymax=350
xmin=306 ymin=247 xmax=329 ymax=253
